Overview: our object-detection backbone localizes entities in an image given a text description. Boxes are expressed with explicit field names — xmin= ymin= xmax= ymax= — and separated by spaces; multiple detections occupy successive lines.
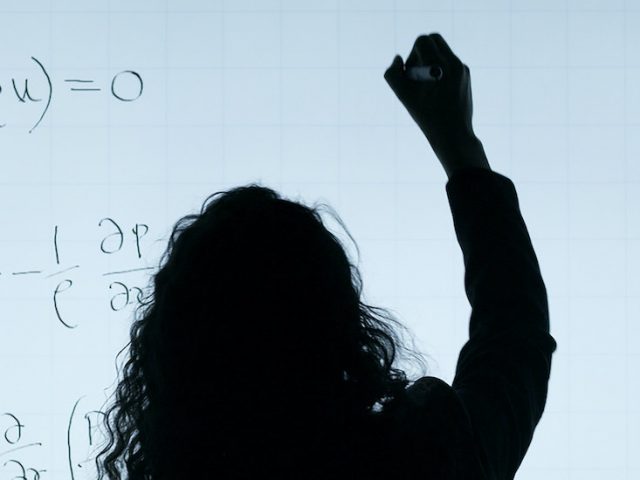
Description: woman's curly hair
xmin=93 ymin=183 xmax=430 ymax=479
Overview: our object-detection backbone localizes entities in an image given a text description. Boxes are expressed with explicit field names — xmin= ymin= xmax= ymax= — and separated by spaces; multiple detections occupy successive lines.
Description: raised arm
xmin=385 ymin=33 xmax=558 ymax=479
xmin=445 ymin=166 xmax=557 ymax=478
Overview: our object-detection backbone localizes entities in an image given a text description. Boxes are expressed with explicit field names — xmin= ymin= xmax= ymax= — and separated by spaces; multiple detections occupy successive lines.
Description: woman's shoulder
xmin=385 ymin=376 xmax=469 ymax=428
xmin=379 ymin=375 xmax=493 ymax=479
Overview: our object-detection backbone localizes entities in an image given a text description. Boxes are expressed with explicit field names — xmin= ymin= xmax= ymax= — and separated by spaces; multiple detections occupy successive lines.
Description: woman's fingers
xmin=405 ymin=34 xmax=444 ymax=70
xmin=430 ymin=33 xmax=464 ymax=72
xmin=384 ymin=54 xmax=409 ymax=97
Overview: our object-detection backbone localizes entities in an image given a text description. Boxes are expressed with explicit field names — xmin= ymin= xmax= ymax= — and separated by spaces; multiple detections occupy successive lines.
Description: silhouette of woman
xmin=94 ymin=33 xmax=557 ymax=479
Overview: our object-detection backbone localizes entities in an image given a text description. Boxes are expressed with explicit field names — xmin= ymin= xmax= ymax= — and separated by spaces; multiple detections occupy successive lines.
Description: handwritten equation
xmin=2 ymin=398 xmax=108 ymax=480
xmin=1 ymin=218 xmax=155 ymax=329
xmin=0 ymin=57 xmax=143 ymax=133
xmin=1 ymin=220 xmax=164 ymax=479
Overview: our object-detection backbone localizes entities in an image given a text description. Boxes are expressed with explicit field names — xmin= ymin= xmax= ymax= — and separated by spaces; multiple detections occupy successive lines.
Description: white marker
xmin=406 ymin=65 xmax=443 ymax=81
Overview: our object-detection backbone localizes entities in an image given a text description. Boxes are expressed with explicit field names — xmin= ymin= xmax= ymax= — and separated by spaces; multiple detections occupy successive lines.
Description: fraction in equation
xmin=2 ymin=218 xmax=153 ymax=328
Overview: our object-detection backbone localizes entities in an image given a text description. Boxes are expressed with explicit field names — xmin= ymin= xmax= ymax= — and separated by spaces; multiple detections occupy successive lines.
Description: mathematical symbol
xmin=64 ymin=79 xmax=101 ymax=92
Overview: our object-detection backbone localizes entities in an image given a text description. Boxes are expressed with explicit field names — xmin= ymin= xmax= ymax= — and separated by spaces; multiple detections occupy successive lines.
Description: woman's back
xmin=163 ymin=377 xmax=484 ymax=480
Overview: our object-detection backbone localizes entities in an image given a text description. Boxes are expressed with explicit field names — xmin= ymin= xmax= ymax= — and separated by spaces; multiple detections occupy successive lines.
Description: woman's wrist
xmin=438 ymin=136 xmax=491 ymax=179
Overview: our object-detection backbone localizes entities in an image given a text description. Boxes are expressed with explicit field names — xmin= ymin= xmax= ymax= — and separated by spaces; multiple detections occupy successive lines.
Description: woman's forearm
xmin=438 ymin=135 xmax=492 ymax=180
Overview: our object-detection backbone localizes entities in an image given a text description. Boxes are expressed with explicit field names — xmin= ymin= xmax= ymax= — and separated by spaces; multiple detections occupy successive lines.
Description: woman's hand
xmin=384 ymin=33 xmax=490 ymax=178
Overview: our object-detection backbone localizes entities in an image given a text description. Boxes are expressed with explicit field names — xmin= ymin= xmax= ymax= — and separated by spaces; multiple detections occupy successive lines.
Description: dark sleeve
xmin=445 ymin=167 xmax=558 ymax=480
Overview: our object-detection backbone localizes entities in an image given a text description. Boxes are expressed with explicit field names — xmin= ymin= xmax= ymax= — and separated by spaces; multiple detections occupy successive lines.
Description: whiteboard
xmin=1 ymin=0 xmax=639 ymax=478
